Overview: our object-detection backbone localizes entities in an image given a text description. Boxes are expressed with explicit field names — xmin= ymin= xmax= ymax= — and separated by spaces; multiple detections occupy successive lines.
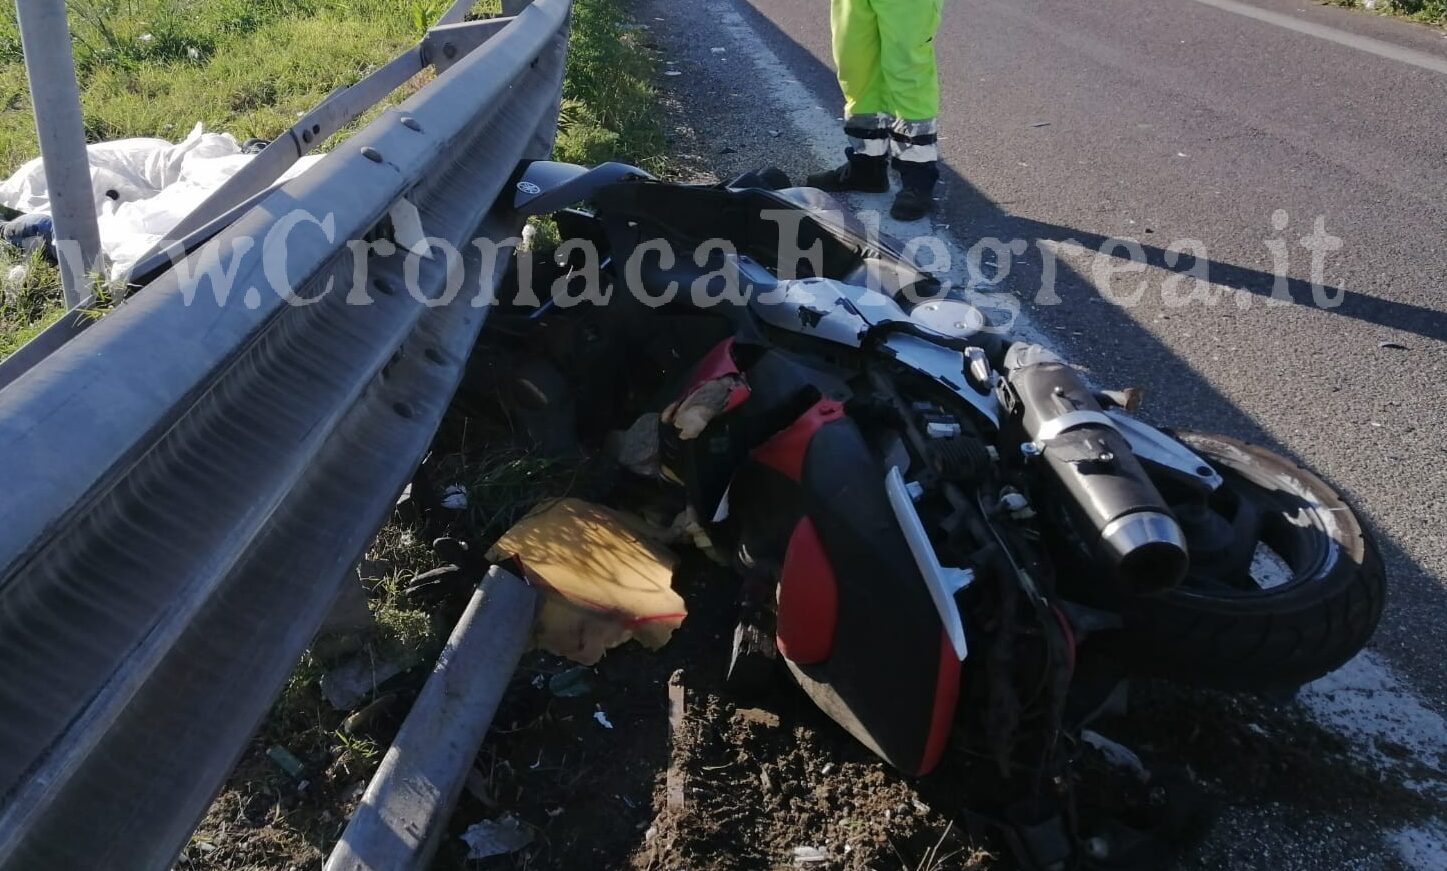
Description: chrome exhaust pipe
xmin=1003 ymin=344 xmax=1188 ymax=592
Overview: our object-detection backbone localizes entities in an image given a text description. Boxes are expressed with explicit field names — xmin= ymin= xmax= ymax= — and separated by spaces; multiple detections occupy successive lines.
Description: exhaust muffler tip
xmin=1100 ymin=511 xmax=1190 ymax=592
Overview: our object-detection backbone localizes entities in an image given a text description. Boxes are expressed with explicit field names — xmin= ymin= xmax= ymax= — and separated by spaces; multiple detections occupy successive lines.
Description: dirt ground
xmin=431 ymin=551 xmax=992 ymax=871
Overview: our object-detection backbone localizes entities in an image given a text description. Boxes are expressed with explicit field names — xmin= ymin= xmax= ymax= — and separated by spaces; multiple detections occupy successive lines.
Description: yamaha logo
xmin=516 ymin=181 xmax=542 ymax=195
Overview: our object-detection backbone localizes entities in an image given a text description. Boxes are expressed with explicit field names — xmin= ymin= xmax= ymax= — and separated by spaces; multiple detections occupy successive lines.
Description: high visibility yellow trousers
xmin=830 ymin=0 xmax=943 ymax=176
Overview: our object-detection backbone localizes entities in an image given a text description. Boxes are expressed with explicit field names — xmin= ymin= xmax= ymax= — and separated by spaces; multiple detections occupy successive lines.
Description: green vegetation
xmin=0 ymin=1 xmax=432 ymax=176
xmin=1330 ymin=0 xmax=1447 ymax=25
xmin=555 ymin=0 xmax=666 ymax=169
xmin=0 ymin=249 xmax=64 ymax=358
xmin=0 ymin=0 xmax=666 ymax=360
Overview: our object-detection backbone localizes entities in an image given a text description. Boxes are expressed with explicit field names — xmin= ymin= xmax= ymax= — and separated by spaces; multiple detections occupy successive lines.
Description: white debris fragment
xmin=792 ymin=845 xmax=829 ymax=864
xmin=460 ymin=815 xmax=533 ymax=859
xmin=1081 ymin=730 xmax=1150 ymax=782
xmin=593 ymin=708 xmax=614 ymax=729
xmin=661 ymin=375 xmax=742 ymax=439
xmin=664 ymin=70 xmax=683 ymax=76
xmin=3 ymin=264 xmax=27 ymax=296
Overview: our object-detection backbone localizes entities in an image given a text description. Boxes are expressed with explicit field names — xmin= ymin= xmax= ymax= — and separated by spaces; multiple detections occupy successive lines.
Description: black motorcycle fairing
xmin=511 ymin=160 xmax=655 ymax=215
xmin=591 ymin=181 xmax=941 ymax=300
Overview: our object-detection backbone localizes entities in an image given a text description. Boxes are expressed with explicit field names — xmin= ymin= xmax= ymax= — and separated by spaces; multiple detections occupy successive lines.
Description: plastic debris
xmin=266 ymin=744 xmax=305 ymax=779
xmin=440 ymin=484 xmax=468 ymax=510
xmin=548 ymin=665 xmax=594 ymax=698
xmin=401 ymin=564 xmax=470 ymax=604
xmin=460 ymin=815 xmax=534 ymax=859
xmin=606 ymin=412 xmax=661 ymax=477
xmin=661 ymin=375 xmax=744 ymax=440
xmin=488 ymin=498 xmax=683 ymax=665
xmin=1081 ymin=729 xmax=1150 ymax=782
xmin=321 ymin=651 xmax=421 ymax=710
xmin=594 ymin=708 xmax=615 ymax=729
xmin=792 ymin=845 xmax=829 ymax=864
xmin=341 ymin=693 xmax=400 ymax=736
xmin=667 ymin=505 xmax=727 ymax=565
xmin=0 ymin=123 xmax=324 ymax=278
xmin=3 ymin=264 xmax=28 ymax=296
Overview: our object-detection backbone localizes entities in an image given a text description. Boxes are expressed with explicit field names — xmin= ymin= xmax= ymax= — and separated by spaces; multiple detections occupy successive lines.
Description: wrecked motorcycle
xmin=478 ymin=162 xmax=1384 ymax=868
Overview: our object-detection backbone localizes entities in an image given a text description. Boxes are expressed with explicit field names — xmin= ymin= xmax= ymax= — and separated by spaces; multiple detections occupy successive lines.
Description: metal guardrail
xmin=0 ymin=0 xmax=570 ymax=865
xmin=0 ymin=0 xmax=518 ymax=394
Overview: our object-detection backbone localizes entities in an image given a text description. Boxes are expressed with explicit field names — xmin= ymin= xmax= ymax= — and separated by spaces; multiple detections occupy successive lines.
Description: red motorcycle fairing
xmin=660 ymin=340 xmax=961 ymax=775
xmin=736 ymin=400 xmax=961 ymax=776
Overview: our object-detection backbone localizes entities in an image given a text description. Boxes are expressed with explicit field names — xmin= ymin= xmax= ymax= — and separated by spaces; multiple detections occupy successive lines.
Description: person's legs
xmin=807 ymin=0 xmax=890 ymax=193
xmin=875 ymin=0 xmax=943 ymax=219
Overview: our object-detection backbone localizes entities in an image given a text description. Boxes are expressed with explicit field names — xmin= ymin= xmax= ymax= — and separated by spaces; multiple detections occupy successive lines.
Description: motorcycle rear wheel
xmin=1112 ymin=431 xmax=1385 ymax=691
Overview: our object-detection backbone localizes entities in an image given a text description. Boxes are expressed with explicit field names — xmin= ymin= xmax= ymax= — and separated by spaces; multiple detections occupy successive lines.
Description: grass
xmin=0 ymin=0 xmax=667 ymax=361
xmin=1327 ymin=0 xmax=1447 ymax=24
xmin=555 ymin=0 xmax=666 ymax=170
xmin=0 ymin=1 xmax=430 ymax=175
xmin=0 ymin=249 xmax=65 ymax=357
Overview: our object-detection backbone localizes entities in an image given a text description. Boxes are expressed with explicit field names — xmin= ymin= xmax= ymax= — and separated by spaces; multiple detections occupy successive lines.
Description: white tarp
xmin=0 ymin=123 xmax=322 ymax=277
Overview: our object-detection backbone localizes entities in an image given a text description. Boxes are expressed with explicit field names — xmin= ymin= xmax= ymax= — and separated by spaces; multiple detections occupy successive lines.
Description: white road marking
xmin=1300 ymin=650 xmax=1446 ymax=800
xmin=1186 ymin=0 xmax=1447 ymax=76
xmin=1389 ymin=820 xmax=1447 ymax=870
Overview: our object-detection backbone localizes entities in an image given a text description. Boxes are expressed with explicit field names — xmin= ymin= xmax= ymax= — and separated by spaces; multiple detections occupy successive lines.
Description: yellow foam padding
xmin=488 ymin=498 xmax=685 ymax=665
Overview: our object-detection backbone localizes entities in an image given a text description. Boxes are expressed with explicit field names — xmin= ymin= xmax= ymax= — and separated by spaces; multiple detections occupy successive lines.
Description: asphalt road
xmin=730 ymin=0 xmax=1447 ymax=696
xmin=642 ymin=0 xmax=1447 ymax=865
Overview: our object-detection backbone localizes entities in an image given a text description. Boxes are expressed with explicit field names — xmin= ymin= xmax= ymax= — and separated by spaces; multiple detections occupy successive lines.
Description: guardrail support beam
xmin=13 ymin=0 xmax=103 ymax=307
xmin=324 ymin=567 xmax=537 ymax=871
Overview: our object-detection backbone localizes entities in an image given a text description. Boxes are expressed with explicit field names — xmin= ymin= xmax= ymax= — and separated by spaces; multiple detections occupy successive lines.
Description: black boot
xmin=890 ymin=185 xmax=934 ymax=221
xmin=890 ymin=159 xmax=938 ymax=221
xmin=805 ymin=148 xmax=889 ymax=193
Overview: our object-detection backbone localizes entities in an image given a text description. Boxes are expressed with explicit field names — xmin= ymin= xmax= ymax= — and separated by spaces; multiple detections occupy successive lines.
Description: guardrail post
xmin=13 ymin=0 xmax=103 ymax=308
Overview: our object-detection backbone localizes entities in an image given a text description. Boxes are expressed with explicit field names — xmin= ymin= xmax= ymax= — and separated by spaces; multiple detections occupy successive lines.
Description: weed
xmin=1329 ymin=0 xmax=1447 ymax=24
xmin=557 ymin=0 xmax=667 ymax=169
xmin=0 ymin=248 xmax=64 ymax=357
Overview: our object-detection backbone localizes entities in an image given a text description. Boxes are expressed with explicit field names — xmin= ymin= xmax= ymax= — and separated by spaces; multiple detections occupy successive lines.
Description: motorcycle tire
xmin=1111 ymin=431 xmax=1384 ymax=691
